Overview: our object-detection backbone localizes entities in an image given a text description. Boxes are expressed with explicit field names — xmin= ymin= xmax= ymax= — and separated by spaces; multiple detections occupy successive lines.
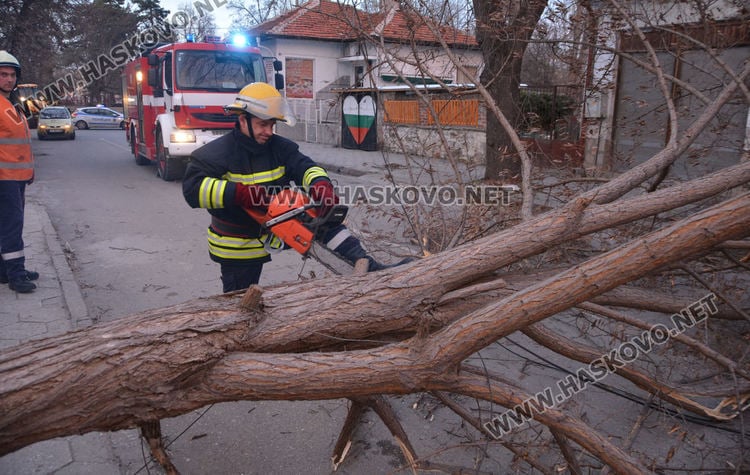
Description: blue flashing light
xmin=186 ymin=33 xmax=195 ymax=43
xmin=231 ymin=33 xmax=248 ymax=47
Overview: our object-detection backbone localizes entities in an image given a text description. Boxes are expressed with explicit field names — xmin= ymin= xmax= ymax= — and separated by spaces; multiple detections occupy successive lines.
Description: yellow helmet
xmin=224 ymin=82 xmax=296 ymax=126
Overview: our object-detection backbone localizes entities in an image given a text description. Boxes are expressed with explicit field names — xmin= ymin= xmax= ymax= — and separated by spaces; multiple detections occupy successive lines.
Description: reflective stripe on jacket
xmin=183 ymin=125 xmax=329 ymax=264
xmin=0 ymin=97 xmax=33 ymax=181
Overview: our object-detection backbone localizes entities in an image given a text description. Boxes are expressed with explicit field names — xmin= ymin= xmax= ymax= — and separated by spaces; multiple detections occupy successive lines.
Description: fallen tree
xmin=1 ymin=157 xmax=749 ymax=472
xmin=3 ymin=6 xmax=750 ymax=471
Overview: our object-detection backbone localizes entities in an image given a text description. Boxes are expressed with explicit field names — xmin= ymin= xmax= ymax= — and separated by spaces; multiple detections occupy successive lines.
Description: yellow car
xmin=37 ymin=106 xmax=75 ymax=140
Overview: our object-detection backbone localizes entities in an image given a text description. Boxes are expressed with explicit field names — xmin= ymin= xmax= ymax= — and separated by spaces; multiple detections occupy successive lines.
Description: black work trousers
xmin=220 ymin=261 xmax=264 ymax=293
xmin=0 ymin=181 xmax=27 ymax=281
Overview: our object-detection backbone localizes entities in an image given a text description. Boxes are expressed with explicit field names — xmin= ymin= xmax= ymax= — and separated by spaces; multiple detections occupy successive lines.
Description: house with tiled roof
xmin=250 ymin=0 xmax=481 ymax=99
xmin=246 ymin=0 xmax=482 ymax=150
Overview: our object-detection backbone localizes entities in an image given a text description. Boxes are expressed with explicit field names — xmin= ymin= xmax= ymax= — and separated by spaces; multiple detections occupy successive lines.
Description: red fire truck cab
xmin=123 ymin=38 xmax=281 ymax=181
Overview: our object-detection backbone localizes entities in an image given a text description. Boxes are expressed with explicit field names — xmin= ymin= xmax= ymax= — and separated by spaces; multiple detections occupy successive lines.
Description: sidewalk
xmin=0 ymin=200 xmax=122 ymax=474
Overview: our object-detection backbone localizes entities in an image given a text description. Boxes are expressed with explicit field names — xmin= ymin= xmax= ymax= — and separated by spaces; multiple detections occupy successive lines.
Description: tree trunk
xmin=474 ymin=0 xmax=547 ymax=180
xmin=1 ymin=185 xmax=748 ymax=472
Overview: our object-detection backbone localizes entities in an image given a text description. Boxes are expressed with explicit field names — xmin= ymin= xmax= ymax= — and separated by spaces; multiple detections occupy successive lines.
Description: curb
xmin=33 ymin=201 xmax=91 ymax=328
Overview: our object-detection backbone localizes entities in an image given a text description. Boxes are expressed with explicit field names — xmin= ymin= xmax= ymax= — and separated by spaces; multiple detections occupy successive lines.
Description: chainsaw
xmin=244 ymin=189 xmax=355 ymax=274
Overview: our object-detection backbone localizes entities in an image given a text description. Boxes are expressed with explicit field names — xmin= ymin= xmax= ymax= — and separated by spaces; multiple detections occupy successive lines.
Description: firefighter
xmin=0 ymin=51 xmax=38 ymax=293
xmin=183 ymin=82 xmax=401 ymax=292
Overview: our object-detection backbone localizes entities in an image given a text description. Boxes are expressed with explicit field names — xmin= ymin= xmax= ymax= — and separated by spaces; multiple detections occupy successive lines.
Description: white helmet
xmin=0 ymin=50 xmax=21 ymax=80
xmin=224 ymin=82 xmax=296 ymax=126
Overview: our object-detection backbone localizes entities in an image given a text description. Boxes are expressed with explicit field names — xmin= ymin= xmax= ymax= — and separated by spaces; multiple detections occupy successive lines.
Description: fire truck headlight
xmin=170 ymin=130 xmax=196 ymax=143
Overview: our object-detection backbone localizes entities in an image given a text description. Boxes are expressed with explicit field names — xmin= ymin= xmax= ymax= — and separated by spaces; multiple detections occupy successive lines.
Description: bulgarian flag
xmin=343 ymin=95 xmax=376 ymax=145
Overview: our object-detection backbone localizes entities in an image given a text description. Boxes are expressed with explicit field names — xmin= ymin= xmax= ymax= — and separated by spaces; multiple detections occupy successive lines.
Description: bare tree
xmin=1 ymin=148 xmax=748 ymax=472
xmin=169 ymin=1 xmax=218 ymax=41
xmin=227 ymin=0 xmax=297 ymax=30
xmin=1 ymin=0 xmax=749 ymax=473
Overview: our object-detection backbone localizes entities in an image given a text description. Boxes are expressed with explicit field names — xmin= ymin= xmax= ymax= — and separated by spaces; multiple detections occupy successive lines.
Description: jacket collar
xmin=233 ymin=122 xmax=275 ymax=154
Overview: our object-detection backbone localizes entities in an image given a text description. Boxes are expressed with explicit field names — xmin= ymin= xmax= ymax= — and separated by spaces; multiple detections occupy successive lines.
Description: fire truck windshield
xmin=174 ymin=50 xmax=264 ymax=92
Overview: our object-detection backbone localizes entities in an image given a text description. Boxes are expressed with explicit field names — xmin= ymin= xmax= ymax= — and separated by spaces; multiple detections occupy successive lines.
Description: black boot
xmin=9 ymin=278 xmax=36 ymax=293
xmin=0 ymin=269 xmax=39 ymax=284
xmin=331 ymin=236 xmax=369 ymax=265
xmin=367 ymin=256 xmax=415 ymax=271
xmin=332 ymin=236 xmax=412 ymax=272
xmin=1 ymin=256 xmax=39 ymax=292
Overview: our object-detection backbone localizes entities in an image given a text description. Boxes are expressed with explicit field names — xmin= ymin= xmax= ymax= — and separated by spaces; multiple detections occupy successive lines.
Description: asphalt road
xmin=28 ymin=128 xmax=336 ymax=322
xmin=26 ymin=129 xmax=426 ymax=474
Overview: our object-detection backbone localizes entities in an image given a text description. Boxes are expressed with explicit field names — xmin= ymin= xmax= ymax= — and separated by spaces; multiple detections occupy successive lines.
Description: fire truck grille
xmin=192 ymin=113 xmax=236 ymax=123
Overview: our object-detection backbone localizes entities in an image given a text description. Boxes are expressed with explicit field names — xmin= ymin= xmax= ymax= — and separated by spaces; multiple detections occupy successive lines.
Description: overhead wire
xmin=493 ymin=336 xmax=749 ymax=438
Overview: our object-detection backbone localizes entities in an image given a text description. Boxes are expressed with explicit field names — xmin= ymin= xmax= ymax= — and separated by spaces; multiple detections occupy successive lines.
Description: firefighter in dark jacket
xmin=183 ymin=82 xmax=390 ymax=292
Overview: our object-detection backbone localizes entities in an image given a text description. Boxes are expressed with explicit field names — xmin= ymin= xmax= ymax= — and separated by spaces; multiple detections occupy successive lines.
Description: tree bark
xmin=1 ymin=191 xmax=748 ymax=465
xmin=474 ymin=0 xmax=548 ymax=180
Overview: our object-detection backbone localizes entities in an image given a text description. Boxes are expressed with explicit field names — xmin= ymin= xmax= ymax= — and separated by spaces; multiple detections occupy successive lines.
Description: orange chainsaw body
xmin=244 ymin=189 xmax=320 ymax=254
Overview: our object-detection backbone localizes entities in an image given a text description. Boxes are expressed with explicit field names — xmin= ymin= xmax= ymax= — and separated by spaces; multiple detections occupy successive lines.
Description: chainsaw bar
xmin=244 ymin=190 xmax=356 ymax=276
xmin=307 ymin=241 xmax=354 ymax=276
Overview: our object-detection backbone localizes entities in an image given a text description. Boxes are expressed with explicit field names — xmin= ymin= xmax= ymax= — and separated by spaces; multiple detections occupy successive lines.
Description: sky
xmin=159 ymin=0 xmax=235 ymax=34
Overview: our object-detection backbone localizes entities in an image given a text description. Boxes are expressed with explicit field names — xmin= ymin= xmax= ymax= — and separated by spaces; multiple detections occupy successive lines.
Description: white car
xmin=71 ymin=106 xmax=125 ymax=130
xmin=37 ymin=106 xmax=75 ymax=140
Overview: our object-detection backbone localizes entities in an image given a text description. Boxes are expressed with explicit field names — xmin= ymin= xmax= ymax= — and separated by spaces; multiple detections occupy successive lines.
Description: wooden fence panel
xmin=427 ymin=99 xmax=479 ymax=126
xmin=383 ymin=100 xmax=420 ymax=124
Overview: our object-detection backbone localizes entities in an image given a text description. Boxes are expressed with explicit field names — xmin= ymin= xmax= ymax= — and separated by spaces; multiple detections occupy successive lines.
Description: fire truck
xmin=122 ymin=37 xmax=283 ymax=181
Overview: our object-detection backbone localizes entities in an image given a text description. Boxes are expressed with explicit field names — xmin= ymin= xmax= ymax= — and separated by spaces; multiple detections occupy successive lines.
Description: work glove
xmin=234 ymin=183 xmax=269 ymax=209
xmin=309 ymin=179 xmax=338 ymax=217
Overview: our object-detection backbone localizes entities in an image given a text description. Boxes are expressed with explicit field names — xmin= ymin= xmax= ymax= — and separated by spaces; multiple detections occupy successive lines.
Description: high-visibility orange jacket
xmin=0 ymin=95 xmax=33 ymax=181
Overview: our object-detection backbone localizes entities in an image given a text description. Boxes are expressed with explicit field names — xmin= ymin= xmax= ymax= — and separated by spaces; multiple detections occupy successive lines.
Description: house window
xmin=285 ymin=58 xmax=314 ymax=98
xmin=354 ymin=66 xmax=364 ymax=87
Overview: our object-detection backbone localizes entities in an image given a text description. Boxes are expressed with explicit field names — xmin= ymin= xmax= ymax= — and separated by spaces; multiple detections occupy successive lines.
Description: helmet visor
xmin=227 ymin=94 xmax=297 ymax=127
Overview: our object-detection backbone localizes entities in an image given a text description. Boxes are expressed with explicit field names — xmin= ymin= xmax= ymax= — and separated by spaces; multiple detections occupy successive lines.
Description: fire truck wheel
xmin=155 ymin=129 xmax=184 ymax=181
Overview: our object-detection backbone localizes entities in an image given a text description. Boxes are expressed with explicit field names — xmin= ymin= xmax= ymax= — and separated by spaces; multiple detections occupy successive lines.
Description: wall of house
xmin=262 ymin=37 xmax=483 ymax=99
xmin=376 ymin=43 xmax=483 ymax=85
xmin=261 ymin=38 xmax=347 ymax=99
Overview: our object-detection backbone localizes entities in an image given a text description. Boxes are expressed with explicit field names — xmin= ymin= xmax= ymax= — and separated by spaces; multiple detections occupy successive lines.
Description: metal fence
xmin=286 ymin=98 xmax=341 ymax=145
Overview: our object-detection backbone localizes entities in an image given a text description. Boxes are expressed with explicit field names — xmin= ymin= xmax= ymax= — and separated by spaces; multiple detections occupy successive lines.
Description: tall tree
xmin=131 ymin=0 xmax=170 ymax=29
xmin=65 ymin=0 xmax=140 ymax=103
xmin=473 ymin=0 xmax=548 ymax=181
xmin=0 ymin=0 xmax=70 ymax=87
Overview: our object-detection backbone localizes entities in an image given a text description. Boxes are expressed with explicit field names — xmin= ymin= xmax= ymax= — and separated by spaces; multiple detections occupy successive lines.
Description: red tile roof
xmin=251 ymin=0 xmax=477 ymax=47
